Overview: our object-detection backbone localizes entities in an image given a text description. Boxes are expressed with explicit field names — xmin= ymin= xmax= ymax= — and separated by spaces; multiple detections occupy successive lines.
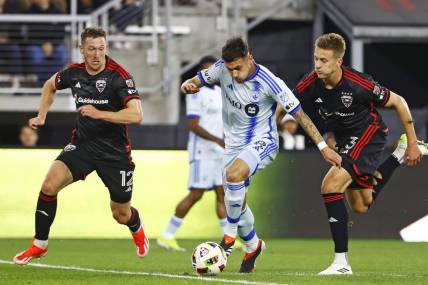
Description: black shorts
xmin=56 ymin=144 xmax=135 ymax=203
xmin=337 ymin=125 xmax=387 ymax=189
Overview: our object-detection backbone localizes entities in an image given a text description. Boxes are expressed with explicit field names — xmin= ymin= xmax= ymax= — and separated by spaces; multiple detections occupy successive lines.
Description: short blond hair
xmin=315 ymin=33 xmax=346 ymax=58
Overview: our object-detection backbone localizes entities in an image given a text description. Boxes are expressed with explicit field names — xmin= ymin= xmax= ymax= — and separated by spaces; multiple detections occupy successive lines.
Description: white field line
xmin=0 ymin=259 xmax=288 ymax=285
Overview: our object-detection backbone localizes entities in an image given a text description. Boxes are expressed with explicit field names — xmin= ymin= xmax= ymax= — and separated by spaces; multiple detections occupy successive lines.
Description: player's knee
xmin=112 ymin=211 xmax=129 ymax=224
xmin=320 ymin=181 xmax=335 ymax=194
xmin=41 ymin=180 xmax=59 ymax=196
xmin=226 ymin=168 xmax=245 ymax=182
xmin=189 ymin=191 xmax=203 ymax=203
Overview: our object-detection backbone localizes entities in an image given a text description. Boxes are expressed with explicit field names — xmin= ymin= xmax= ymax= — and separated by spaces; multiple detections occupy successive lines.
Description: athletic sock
xmin=219 ymin=218 xmax=227 ymax=235
xmin=35 ymin=191 xmax=57 ymax=241
xmin=127 ymin=207 xmax=142 ymax=233
xmin=238 ymin=206 xmax=259 ymax=252
xmin=224 ymin=181 xmax=246 ymax=238
xmin=333 ymin=252 xmax=349 ymax=265
xmin=163 ymin=215 xmax=183 ymax=239
xmin=373 ymin=155 xmax=401 ymax=201
xmin=322 ymin=193 xmax=348 ymax=253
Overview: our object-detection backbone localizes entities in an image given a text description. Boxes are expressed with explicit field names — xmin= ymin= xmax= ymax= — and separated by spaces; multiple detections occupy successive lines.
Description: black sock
xmin=322 ymin=193 xmax=348 ymax=253
xmin=127 ymin=207 xmax=141 ymax=233
xmin=35 ymin=191 xmax=57 ymax=240
xmin=372 ymin=155 xmax=401 ymax=201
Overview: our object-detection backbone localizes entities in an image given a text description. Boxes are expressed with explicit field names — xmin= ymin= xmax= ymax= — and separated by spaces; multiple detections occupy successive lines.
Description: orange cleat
xmin=13 ymin=240 xmax=48 ymax=265
xmin=239 ymin=239 xmax=266 ymax=273
xmin=132 ymin=225 xmax=149 ymax=258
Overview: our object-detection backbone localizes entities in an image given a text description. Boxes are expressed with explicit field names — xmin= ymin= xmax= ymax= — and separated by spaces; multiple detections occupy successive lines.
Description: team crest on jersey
xmin=96 ymin=79 xmax=106 ymax=93
xmin=341 ymin=92 xmax=353 ymax=108
xmin=125 ymin=79 xmax=134 ymax=88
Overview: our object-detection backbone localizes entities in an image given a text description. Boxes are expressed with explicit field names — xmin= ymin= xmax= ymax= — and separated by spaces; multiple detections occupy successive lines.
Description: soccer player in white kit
xmin=158 ymin=56 xmax=242 ymax=251
xmin=181 ymin=37 xmax=341 ymax=273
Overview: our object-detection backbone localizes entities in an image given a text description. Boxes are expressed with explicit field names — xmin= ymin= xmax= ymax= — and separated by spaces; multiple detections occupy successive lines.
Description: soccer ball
xmin=191 ymin=242 xmax=227 ymax=275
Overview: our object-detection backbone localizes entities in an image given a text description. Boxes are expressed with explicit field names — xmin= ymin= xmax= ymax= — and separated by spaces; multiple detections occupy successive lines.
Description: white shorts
xmin=223 ymin=138 xmax=279 ymax=185
xmin=188 ymin=159 xmax=223 ymax=190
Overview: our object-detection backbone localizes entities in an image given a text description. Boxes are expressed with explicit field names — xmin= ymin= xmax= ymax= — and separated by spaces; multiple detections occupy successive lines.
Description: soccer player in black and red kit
xmin=293 ymin=33 xmax=428 ymax=275
xmin=14 ymin=27 xmax=149 ymax=265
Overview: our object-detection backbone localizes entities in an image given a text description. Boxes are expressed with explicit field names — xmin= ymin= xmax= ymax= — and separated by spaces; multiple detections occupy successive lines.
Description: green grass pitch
xmin=1 ymin=239 xmax=427 ymax=285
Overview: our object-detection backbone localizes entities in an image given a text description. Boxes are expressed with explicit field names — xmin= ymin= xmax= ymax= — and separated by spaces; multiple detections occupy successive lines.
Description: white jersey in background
xmin=186 ymin=85 xmax=223 ymax=160
xmin=197 ymin=60 xmax=301 ymax=151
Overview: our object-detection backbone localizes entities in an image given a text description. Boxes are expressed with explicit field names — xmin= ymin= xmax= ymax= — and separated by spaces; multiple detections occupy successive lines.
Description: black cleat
xmin=219 ymin=235 xmax=235 ymax=257
xmin=239 ymin=239 xmax=266 ymax=273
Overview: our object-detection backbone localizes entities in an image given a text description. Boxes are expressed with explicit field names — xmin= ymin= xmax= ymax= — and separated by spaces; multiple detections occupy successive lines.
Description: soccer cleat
xmin=392 ymin=134 xmax=428 ymax=163
xmin=13 ymin=240 xmax=48 ymax=265
xmin=318 ymin=263 xmax=353 ymax=275
xmin=219 ymin=234 xmax=236 ymax=257
xmin=239 ymin=239 xmax=265 ymax=273
xmin=156 ymin=236 xmax=185 ymax=251
xmin=234 ymin=239 xmax=246 ymax=252
xmin=132 ymin=225 xmax=149 ymax=258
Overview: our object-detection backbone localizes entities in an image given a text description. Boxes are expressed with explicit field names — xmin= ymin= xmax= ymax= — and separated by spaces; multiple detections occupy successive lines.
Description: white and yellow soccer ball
xmin=191 ymin=242 xmax=227 ymax=275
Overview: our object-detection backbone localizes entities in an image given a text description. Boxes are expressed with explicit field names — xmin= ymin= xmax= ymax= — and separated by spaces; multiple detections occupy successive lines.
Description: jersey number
xmin=120 ymin=170 xmax=134 ymax=187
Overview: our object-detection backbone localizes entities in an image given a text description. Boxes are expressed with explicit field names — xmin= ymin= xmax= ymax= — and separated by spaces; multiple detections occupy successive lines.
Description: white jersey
xmin=186 ymin=85 xmax=223 ymax=160
xmin=197 ymin=60 xmax=301 ymax=151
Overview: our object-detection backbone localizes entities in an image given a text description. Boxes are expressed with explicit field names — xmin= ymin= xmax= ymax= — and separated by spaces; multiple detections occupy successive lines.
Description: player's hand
xmin=321 ymin=147 xmax=342 ymax=167
xmin=77 ymin=105 xmax=102 ymax=119
xmin=28 ymin=116 xmax=45 ymax=129
xmin=180 ymin=80 xmax=199 ymax=94
xmin=215 ymin=138 xmax=225 ymax=148
xmin=404 ymin=142 xmax=422 ymax=166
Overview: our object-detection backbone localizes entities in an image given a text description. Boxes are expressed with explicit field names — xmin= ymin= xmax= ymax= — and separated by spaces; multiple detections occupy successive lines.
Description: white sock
xmin=334 ymin=252 xmax=349 ymax=265
xmin=163 ymin=215 xmax=183 ymax=239
xmin=224 ymin=181 xmax=246 ymax=238
xmin=33 ymin=239 xmax=48 ymax=249
xmin=238 ymin=206 xmax=259 ymax=252
xmin=219 ymin=218 xmax=227 ymax=235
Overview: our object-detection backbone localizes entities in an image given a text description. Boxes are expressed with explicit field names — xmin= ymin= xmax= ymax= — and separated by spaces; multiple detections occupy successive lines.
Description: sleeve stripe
xmin=197 ymin=71 xmax=210 ymax=87
xmin=123 ymin=95 xmax=140 ymax=107
xmin=257 ymin=73 xmax=279 ymax=94
xmin=288 ymin=104 xmax=301 ymax=116
xmin=186 ymin=114 xmax=200 ymax=119
xmin=259 ymin=69 xmax=283 ymax=94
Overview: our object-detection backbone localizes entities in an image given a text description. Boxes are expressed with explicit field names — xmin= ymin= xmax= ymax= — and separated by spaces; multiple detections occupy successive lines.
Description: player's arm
xmin=28 ymin=73 xmax=58 ymax=129
xmin=293 ymin=108 xmax=342 ymax=167
xmin=384 ymin=91 xmax=422 ymax=165
xmin=78 ymin=99 xmax=143 ymax=124
xmin=188 ymin=117 xmax=224 ymax=148
xmin=181 ymin=75 xmax=203 ymax=94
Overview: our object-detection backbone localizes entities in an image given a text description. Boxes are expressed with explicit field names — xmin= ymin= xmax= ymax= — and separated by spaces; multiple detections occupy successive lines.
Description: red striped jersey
xmin=294 ymin=66 xmax=390 ymax=137
xmin=55 ymin=56 xmax=140 ymax=160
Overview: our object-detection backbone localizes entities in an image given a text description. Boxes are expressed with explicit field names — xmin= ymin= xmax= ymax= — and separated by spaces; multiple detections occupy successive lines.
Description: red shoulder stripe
xmin=107 ymin=60 xmax=130 ymax=79
xmin=67 ymin=63 xmax=85 ymax=70
xmin=296 ymin=71 xmax=317 ymax=93
xmin=343 ymin=69 xmax=374 ymax=91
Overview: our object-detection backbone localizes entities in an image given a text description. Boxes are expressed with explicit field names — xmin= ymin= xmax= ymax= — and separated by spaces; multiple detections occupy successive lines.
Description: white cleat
xmin=392 ymin=134 xmax=428 ymax=163
xmin=318 ymin=263 xmax=353 ymax=275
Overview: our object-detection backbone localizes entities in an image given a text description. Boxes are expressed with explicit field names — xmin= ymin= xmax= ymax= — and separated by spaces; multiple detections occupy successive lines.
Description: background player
xmin=157 ymin=56 xmax=243 ymax=251
xmin=13 ymin=27 xmax=149 ymax=265
xmin=181 ymin=37 xmax=341 ymax=273
xmin=293 ymin=33 xmax=428 ymax=275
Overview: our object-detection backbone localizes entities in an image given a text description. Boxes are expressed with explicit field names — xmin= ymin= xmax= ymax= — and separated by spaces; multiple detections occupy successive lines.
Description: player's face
xmin=314 ymin=47 xmax=342 ymax=79
xmin=80 ymin=37 xmax=107 ymax=73
xmin=224 ymin=54 xmax=254 ymax=83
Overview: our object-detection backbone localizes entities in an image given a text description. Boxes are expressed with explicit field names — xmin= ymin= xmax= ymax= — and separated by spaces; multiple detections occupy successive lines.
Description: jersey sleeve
xmin=54 ymin=68 xmax=72 ymax=90
xmin=114 ymin=75 xmax=141 ymax=106
xmin=197 ymin=59 xmax=223 ymax=86
xmin=185 ymin=91 xmax=202 ymax=119
xmin=368 ymin=78 xmax=390 ymax=107
xmin=270 ymin=77 xmax=301 ymax=116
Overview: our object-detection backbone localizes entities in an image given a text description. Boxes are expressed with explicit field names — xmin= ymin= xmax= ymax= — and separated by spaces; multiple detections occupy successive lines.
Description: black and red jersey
xmin=55 ymin=56 xmax=140 ymax=160
xmin=294 ymin=66 xmax=390 ymax=143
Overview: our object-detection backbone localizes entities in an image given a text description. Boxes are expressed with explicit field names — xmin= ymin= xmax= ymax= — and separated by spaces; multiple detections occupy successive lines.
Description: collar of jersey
xmin=245 ymin=62 xmax=260 ymax=81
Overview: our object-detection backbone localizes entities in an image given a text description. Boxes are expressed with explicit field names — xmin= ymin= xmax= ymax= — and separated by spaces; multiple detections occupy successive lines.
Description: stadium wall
xmin=1 ymin=149 xmax=426 ymax=239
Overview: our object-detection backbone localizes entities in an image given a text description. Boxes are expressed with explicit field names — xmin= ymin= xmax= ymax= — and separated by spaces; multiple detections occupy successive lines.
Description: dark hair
xmin=221 ymin=37 xmax=249 ymax=62
xmin=81 ymin=27 xmax=106 ymax=44
xmin=198 ymin=55 xmax=217 ymax=70
xmin=315 ymin=33 xmax=346 ymax=58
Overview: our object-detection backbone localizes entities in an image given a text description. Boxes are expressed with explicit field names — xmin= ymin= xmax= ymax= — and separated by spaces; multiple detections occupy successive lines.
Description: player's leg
xmin=157 ymin=188 xmax=204 ymax=251
xmin=318 ymin=166 xmax=353 ymax=275
xmin=213 ymin=185 xmax=227 ymax=230
xmin=14 ymin=145 xmax=91 ymax=265
xmin=97 ymin=158 xmax=148 ymax=258
xmin=345 ymin=188 xmax=373 ymax=213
